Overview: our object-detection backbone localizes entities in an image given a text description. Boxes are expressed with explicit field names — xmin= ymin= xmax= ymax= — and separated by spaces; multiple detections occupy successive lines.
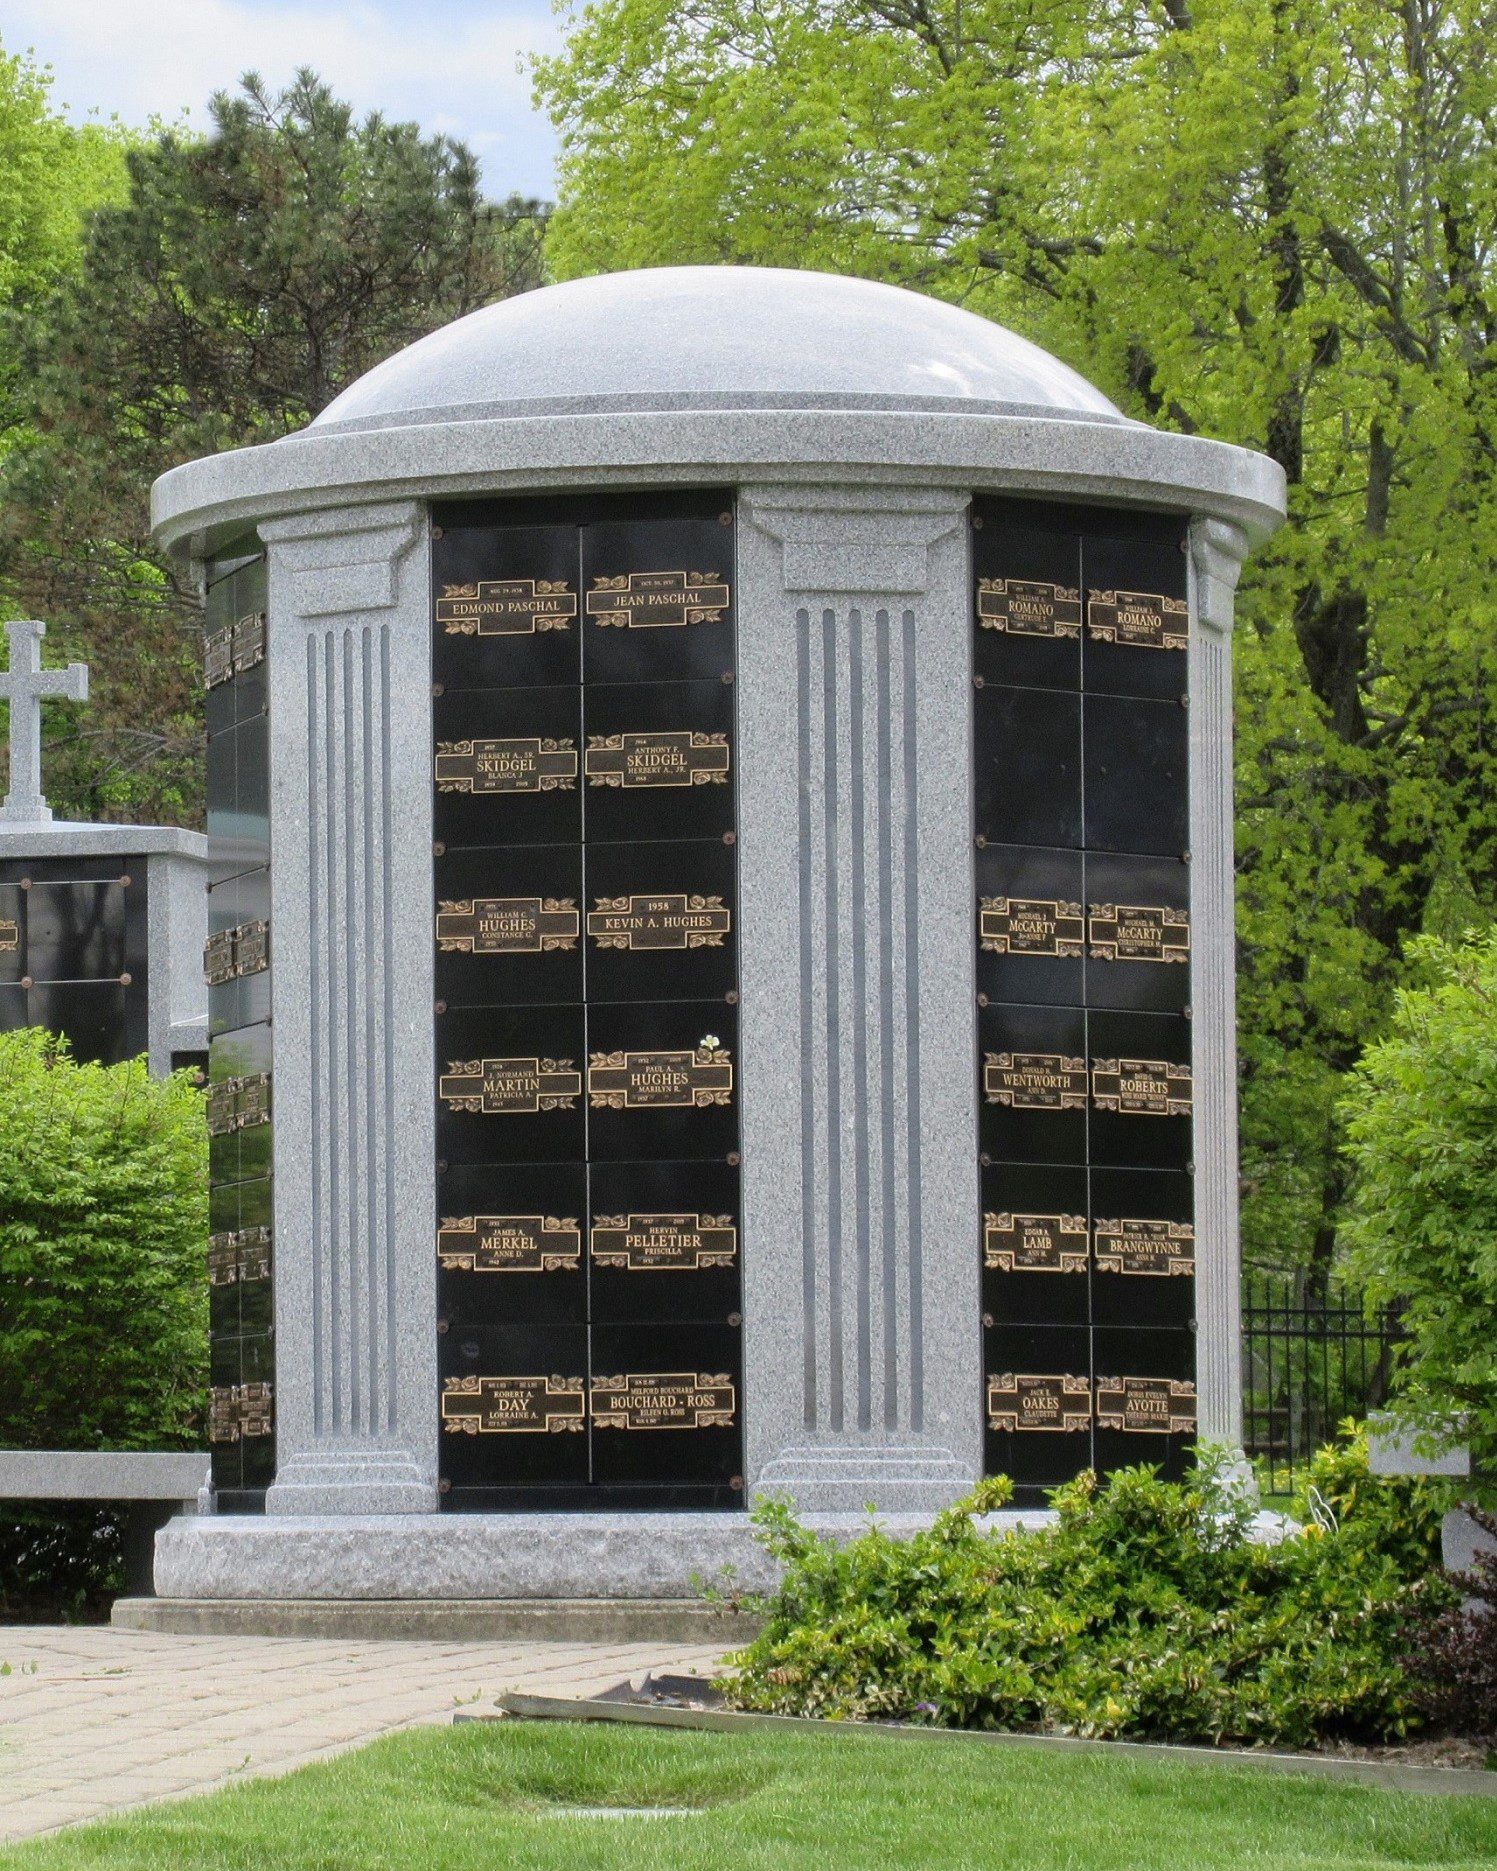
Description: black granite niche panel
xmin=0 ymin=861 xmax=149 ymax=1064
xmin=430 ymin=493 xmax=743 ymax=1511
xmin=207 ymin=866 xmax=270 ymax=1038
xmin=971 ymin=495 xmax=1196 ymax=1498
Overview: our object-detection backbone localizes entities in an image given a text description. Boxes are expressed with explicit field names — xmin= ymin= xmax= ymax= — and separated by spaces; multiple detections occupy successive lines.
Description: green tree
xmin=0 ymin=70 xmax=547 ymax=824
xmin=1339 ymin=932 xmax=1497 ymax=1488
xmin=536 ymin=0 xmax=1497 ymax=1279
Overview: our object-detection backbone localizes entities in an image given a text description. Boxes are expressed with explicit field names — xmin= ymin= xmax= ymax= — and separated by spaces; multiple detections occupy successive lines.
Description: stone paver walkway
xmin=0 ymin=1625 xmax=724 ymax=1843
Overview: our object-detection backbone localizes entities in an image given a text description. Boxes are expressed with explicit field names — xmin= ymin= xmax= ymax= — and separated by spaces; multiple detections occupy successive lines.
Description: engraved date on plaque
xmin=436 ymin=898 xmax=580 ymax=953
xmin=1091 ymin=1058 xmax=1193 ymax=1117
xmin=1088 ymin=904 xmax=1189 ymax=965
xmin=590 ymin=1213 xmax=737 ymax=1272
xmin=208 ymin=1226 xmax=272 ymax=1286
xmin=1086 ymin=589 xmax=1188 ymax=651
xmin=591 ymin=1372 xmax=737 ymax=1430
xmin=584 ymin=731 xmax=729 ymax=788
xmin=436 ymin=579 xmax=577 ymax=635
xmin=1095 ymin=1375 xmax=1197 ymax=1434
xmin=438 ymin=1057 xmax=582 ymax=1114
xmin=984 ymin=1213 xmax=1088 ymax=1274
xmin=0 ymin=919 xmax=17 ymax=952
xmin=986 ymin=1373 xmax=1091 ymax=1433
xmin=980 ymin=898 xmax=1084 ymax=957
xmin=438 ymin=1215 xmax=582 ymax=1273
xmin=1093 ymin=1218 xmax=1195 ymax=1277
xmin=434 ymin=738 xmax=578 ymax=793
xmin=441 ymin=1374 xmax=585 ymax=1434
xmin=983 ymin=1052 xmax=1088 ymax=1110
xmin=586 ymin=571 xmax=730 ymax=628
xmin=976 ymin=578 xmax=1082 ymax=639
xmin=588 ymin=1046 xmax=733 ymax=1109
xmin=587 ymin=893 xmax=730 ymax=950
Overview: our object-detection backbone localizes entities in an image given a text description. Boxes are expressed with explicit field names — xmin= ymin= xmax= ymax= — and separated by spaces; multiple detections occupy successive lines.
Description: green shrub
xmin=724 ymin=1449 xmax=1452 ymax=1748
xmin=1292 ymin=1420 xmax=1451 ymax=1576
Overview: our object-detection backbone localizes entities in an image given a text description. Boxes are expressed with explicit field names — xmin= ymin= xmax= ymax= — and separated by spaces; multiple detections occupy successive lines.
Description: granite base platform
xmin=112 ymin=1595 xmax=754 ymax=1643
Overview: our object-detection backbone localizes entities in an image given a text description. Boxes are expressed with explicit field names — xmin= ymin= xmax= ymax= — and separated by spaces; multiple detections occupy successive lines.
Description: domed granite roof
xmin=311 ymin=266 xmax=1128 ymax=433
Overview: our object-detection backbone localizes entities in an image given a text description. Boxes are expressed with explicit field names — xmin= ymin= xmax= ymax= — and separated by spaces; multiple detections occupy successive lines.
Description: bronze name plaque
xmin=205 ymin=611 xmax=266 ymax=689
xmin=983 ymin=1052 xmax=1088 ymax=1110
xmin=587 ymin=893 xmax=730 ymax=950
xmin=1093 ymin=1218 xmax=1195 ymax=1277
xmin=986 ymin=1373 xmax=1091 ymax=1433
xmin=441 ymin=1374 xmax=585 ymax=1434
xmin=204 ymin=919 xmax=269 ymax=985
xmin=206 ymin=1072 xmax=272 ymax=1136
xmin=586 ymin=570 xmax=731 ymax=628
xmin=984 ymin=1212 xmax=1088 ymax=1274
xmin=590 ymin=1213 xmax=737 ymax=1272
xmin=979 ymin=897 xmax=1084 ymax=957
xmin=976 ymin=578 xmax=1082 ymax=639
xmin=1088 ymin=904 xmax=1189 ymax=965
xmin=1091 ymin=1057 xmax=1193 ymax=1117
xmin=0 ymin=918 xmax=17 ymax=952
xmin=1095 ymin=1376 xmax=1197 ymax=1434
xmin=438 ymin=1214 xmax=582 ymax=1273
xmin=584 ymin=731 xmax=730 ymax=788
xmin=590 ymin=1371 xmax=737 ymax=1430
xmin=208 ymin=1226 xmax=272 ymax=1285
xmin=434 ymin=738 xmax=578 ymax=794
xmin=1086 ymin=589 xmax=1188 ymax=651
xmin=588 ymin=1046 xmax=733 ymax=1109
xmin=436 ymin=579 xmax=577 ymax=636
xmin=436 ymin=898 xmax=579 ymax=954
xmin=438 ymin=1057 xmax=582 ymax=1114
xmin=209 ymin=1382 xmax=274 ymax=1443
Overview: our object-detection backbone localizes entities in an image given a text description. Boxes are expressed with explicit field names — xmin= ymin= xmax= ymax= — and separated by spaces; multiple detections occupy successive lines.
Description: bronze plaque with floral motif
xmin=437 ymin=1214 xmax=582 ymax=1273
xmin=585 ymin=570 xmax=730 ymax=627
xmin=1093 ymin=1218 xmax=1195 ymax=1277
xmin=436 ymin=898 xmax=579 ymax=954
xmin=983 ymin=1052 xmax=1088 ymax=1110
xmin=434 ymin=738 xmax=578 ymax=793
xmin=0 ymin=918 xmax=19 ymax=953
xmin=441 ymin=1374 xmax=586 ymax=1434
xmin=590 ymin=1213 xmax=737 ymax=1272
xmin=584 ymin=731 xmax=729 ymax=788
xmin=1095 ymin=1376 xmax=1197 ymax=1434
xmin=436 ymin=579 xmax=577 ymax=636
xmin=1088 ymin=904 xmax=1189 ymax=965
xmin=984 ymin=1213 xmax=1088 ymax=1274
xmin=986 ymin=1373 xmax=1091 ymax=1433
xmin=1091 ymin=1058 xmax=1193 ymax=1117
xmin=590 ymin=1372 xmax=737 ymax=1430
xmin=976 ymin=578 xmax=1082 ymax=638
xmin=438 ymin=1057 xmax=582 ymax=1114
xmin=1086 ymin=589 xmax=1188 ymax=651
xmin=979 ymin=897 xmax=1084 ymax=957
xmin=587 ymin=893 xmax=730 ymax=950
xmin=588 ymin=1046 xmax=733 ymax=1109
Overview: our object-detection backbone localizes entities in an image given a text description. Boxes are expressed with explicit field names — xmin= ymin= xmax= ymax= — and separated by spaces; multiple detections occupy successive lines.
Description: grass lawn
xmin=3 ymin=1719 xmax=1495 ymax=1871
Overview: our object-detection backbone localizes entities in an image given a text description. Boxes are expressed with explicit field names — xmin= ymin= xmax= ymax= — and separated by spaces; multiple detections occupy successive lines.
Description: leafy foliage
xmin=0 ymin=1026 xmax=207 ymax=1452
xmin=536 ymin=0 xmax=1497 ymax=1281
xmin=724 ymin=1449 xmax=1451 ymax=1746
xmin=1291 ymin=1420 xmax=1451 ymax=1576
xmin=1401 ymin=1506 xmax=1497 ymax=1738
xmin=1338 ymin=932 xmax=1497 ymax=1487
xmin=0 ymin=70 xmax=546 ymax=825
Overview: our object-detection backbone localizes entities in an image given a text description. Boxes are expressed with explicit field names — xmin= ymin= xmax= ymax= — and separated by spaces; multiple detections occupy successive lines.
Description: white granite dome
xmin=311 ymin=266 xmax=1128 ymax=432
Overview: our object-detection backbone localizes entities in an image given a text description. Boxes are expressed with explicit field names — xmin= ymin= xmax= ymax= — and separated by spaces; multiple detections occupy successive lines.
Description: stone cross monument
xmin=0 ymin=620 xmax=89 ymax=824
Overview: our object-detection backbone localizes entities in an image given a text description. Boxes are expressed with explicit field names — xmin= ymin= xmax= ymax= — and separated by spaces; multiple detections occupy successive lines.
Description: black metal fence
xmin=1241 ymin=1275 xmax=1402 ymax=1495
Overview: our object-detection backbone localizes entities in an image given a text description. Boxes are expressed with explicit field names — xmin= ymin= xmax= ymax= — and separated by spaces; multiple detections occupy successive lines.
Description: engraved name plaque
xmin=590 ymin=1213 xmax=737 ymax=1272
xmin=588 ymin=1046 xmax=733 ymax=1109
xmin=441 ymin=1374 xmax=585 ymax=1434
xmin=590 ymin=1372 xmax=737 ymax=1430
xmin=210 ymin=1383 xmax=274 ymax=1442
xmin=1093 ymin=1218 xmax=1195 ymax=1277
xmin=207 ymin=1072 xmax=272 ymax=1136
xmin=584 ymin=731 xmax=730 ymax=788
xmin=1091 ymin=1058 xmax=1193 ymax=1117
xmin=984 ymin=1212 xmax=1088 ymax=1274
xmin=976 ymin=578 xmax=1082 ymax=639
xmin=434 ymin=738 xmax=578 ymax=793
xmin=983 ymin=1052 xmax=1088 ymax=1110
xmin=587 ymin=893 xmax=730 ymax=950
xmin=204 ymin=919 xmax=269 ymax=985
xmin=1086 ymin=589 xmax=1188 ymax=651
xmin=1088 ymin=904 xmax=1189 ymax=965
xmin=979 ymin=897 xmax=1084 ymax=957
xmin=586 ymin=570 xmax=731 ymax=627
xmin=986 ymin=1373 xmax=1091 ymax=1433
xmin=205 ymin=612 xmax=266 ymax=689
xmin=0 ymin=919 xmax=17 ymax=952
xmin=1095 ymin=1375 xmax=1197 ymax=1434
xmin=208 ymin=1226 xmax=272 ymax=1285
xmin=438 ymin=1057 xmax=582 ymax=1114
xmin=436 ymin=898 xmax=580 ymax=953
xmin=438 ymin=1214 xmax=583 ymax=1273
xmin=436 ymin=579 xmax=577 ymax=635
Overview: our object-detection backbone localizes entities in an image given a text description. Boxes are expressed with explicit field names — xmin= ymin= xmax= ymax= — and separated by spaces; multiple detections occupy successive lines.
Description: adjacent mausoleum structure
xmin=146 ymin=266 xmax=1285 ymax=1609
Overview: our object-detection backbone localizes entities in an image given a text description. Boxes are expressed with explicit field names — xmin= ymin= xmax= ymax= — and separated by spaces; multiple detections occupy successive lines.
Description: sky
xmin=2 ymin=0 xmax=564 ymax=200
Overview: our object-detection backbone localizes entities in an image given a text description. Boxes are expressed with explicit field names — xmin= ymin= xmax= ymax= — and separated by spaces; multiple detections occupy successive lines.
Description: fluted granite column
xmin=259 ymin=502 xmax=439 ymax=1514
xmin=1188 ymin=515 xmax=1251 ymax=1446
xmin=736 ymin=485 xmax=982 ymax=1510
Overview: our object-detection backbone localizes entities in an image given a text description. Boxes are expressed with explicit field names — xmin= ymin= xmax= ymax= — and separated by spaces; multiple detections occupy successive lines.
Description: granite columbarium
xmin=142 ymin=265 xmax=1286 ymax=1616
